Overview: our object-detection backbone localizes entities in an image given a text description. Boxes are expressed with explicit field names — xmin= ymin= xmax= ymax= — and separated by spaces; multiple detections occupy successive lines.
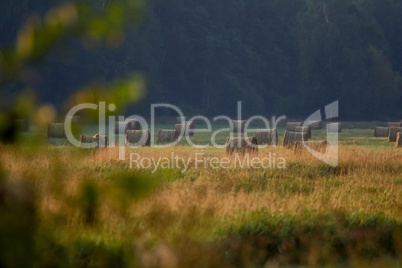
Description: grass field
xmin=1 ymin=122 xmax=401 ymax=267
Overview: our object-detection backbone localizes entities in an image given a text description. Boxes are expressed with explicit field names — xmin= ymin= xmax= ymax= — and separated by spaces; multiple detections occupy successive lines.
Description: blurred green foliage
xmin=0 ymin=0 xmax=146 ymax=144
xmin=0 ymin=1 xmax=153 ymax=267
xmin=221 ymin=211 xmax=402 ymax=266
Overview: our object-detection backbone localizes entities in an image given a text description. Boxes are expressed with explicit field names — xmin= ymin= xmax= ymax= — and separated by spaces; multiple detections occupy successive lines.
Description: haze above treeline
xmin=1 ymin=0 xmax=401 ymax=120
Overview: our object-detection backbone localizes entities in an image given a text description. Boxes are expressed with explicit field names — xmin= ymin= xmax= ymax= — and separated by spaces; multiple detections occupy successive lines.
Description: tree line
xmin=1 ymin=0 xmax=401 ymax=120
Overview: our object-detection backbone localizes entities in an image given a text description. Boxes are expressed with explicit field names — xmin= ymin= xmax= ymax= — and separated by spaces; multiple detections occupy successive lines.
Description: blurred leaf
xmin=79 ymin=182 xmax=99 ymax=225
xmin=0 ymin=177 xmax=37 ymax=267
xmin=112 ymin=74 xmax=145 ymax=108
xmin=35 ymin=104 xmax=56 ymax=127
xmin=14 ymin=90 xmax=36 ymax=118
xmin=65 ymin=74 xmax=145 ymax=119
xmin=0 ymin=113 xmax=18 ymax=144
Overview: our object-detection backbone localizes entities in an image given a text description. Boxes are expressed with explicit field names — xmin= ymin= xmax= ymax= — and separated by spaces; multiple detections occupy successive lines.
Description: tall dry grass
xmin=0 ymin=143 xmax=401 ymax=267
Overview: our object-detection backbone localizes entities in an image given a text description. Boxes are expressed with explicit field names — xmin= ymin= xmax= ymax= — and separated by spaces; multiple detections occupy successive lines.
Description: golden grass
xmin=133 ymin=146 xmax=402 ymax=218
xmin=1 ymin=142 xmax=401 ymax=267
xmin=2 ymin=144 xmax=401 ymax=223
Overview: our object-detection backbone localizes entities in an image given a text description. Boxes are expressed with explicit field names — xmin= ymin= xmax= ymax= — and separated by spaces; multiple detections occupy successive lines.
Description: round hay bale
xmin=47 ymin=123 xmax=66 ymax=138
xmin=157 ymin=129 xmax=178 ymax=143
xmin=293 ymin=126 xmax=312 ymax=139
xmin=388 ymin=127 xmax=402 ymax=142
xmin=396 ymin=132 xmax=402 ymax=148
xmin=16 ymin=119 xmax=29 ymax=132
xmin=230 ymin=120 xmax=246 ymax=133
xmin=304 ymin=121 xmax=322 ymax=130
xmin=175 ymin=121 xmax=195 ymax=136
xmin=80 ymin=134 xmax=97 ymax=145
xmin=254 ymin=129 xmax=278 ymax=146
xmin=187 ymin=121 xmax=195 ymax=129
xmin=283 ymin=130 xmax=308 ymax=148
xmin=286 ymin=122 xmax=302 ymax=131
xmin=374 ymin=127 xmax=389 ymax=137
xmin=327 ymin=123 xmax=341 ymax=133
xmin=98 ymin=135 xmax=108 ymax=148
xmin=80 ymin=134 xmax=108 ymax=148
xmin=387 ymin=122 xmax=402 ymax=128
xmin=114 ymin=120 xmax=141 ymax=134
xmin=225 ymin=137 xmax=258 ymax=155
xmin=126 ymin=130 xmax=150 ymax=147
xmin=294 ymin=140 xmax=328 ymax=154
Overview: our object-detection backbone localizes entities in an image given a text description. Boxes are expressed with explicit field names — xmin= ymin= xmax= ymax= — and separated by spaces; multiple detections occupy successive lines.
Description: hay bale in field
xmin=374 ymin=127 xmax=389 ymax=137
xmin=98 ymin=135 xmax=108 ymax=148
xmin=388 ymin=127 xmax=402 ymax=142
xmin=294 ymin=140 xmax=328 ymax=154
xmin=114 ymin=120 xmax=141 ymax=134
xmin=187 ymin=120 xmax=195 ymax=129
xmin=230 ymin=120 xmax=246 ymax=133
xmin=304 ymin=120 xmax=322 ymax=130
xmin=47 ymin=123 xmax=66 ymax=138
xmin=175 ymin=124 xmax=194 ymax=136
xmin=80 ymin=134 xmax=97 ymax=145
xmin=225 ymin=137 xmax=258 ymax=155
xmin=175 ymin=121 xmax=195 ymax=136
xmin=293 ymin=126 xmax=312 ymax=139
xmin=387 ymin=122 xmax=402 ymax=128
xmin=126 ymin=130 xmax=150 ymax=147
xmin=286 ymin=122 xmax=302 ymax=131
xmin=80 ymin=134 xmax=108 ymax=148
xmin=16 ymin=119 xmax=29 ymax=132
xmin=157 ymin=129 xmax=178 ymax=143
xmin=327 ymin=123 xmax=341 ymax=133
xmin=396 ymin=133 xmax=402 ymax=148
xmin=254 ymin=129 xmax=278 ymax=146
xmin=115 ymin=122 xmax=125 ymax=134
xmin=283 ymin=131 xmax=308 ymax=148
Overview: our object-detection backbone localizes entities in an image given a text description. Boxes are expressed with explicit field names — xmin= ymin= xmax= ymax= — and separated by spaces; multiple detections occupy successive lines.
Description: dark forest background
xmin=1 ymin=0 xmax=401 ymax=119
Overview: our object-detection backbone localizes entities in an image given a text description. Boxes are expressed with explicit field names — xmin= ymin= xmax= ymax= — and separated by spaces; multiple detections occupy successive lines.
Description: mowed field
xmin=1 ymin=122 xmax=402 ymax=267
